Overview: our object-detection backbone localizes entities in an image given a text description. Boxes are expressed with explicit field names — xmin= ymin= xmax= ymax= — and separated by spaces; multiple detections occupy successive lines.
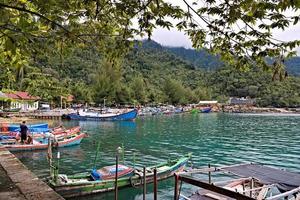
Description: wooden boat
xmin=0 ymin=133 xmax=85 ymax=151
xmin=49 ymin=155 xmax=190 ymax=198
xmin=6 ymin=123 xmax=49 ymax=132
xmin=3 ymin=108 xmax=21 ymax=112
xmin=2 ymin=126 xmax=81 ymax=138
xmin=177 ymin=163 xmax=300 ymax=200
xmin=63 ymin=109 xmax=138 ymax=121
xmin=200 ymin=107 xmax=212 ymax=113
xmin=51 ymin=126 xmax=81 ymax=136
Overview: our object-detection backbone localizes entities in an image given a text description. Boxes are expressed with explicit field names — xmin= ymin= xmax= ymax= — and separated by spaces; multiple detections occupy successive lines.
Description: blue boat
xmin=64 ymin=109 xmax=138 ymax=121
xmin=7 ymin=123 xmax=49 ymax=132
xmin=200 ymin=107 xmax=212 ymax=113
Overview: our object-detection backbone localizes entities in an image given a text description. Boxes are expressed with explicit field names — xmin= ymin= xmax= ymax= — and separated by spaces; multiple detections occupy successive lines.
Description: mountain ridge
xmin=141 ymin=40 xmax=300 ymax=76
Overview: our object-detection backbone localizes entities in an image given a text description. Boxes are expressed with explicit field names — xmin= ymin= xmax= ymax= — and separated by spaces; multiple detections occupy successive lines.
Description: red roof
xmin=5 ymin=93 xmax=20 ymax=99
xmin=4 ymin=91 xmax=39 ymax=100
xmin=67 ymin=95 xmax=74 ymax=102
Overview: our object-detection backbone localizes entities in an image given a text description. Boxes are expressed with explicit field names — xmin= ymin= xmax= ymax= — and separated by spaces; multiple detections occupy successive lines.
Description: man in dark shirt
xmin=20 ymin=121 xmax=28 ymax=144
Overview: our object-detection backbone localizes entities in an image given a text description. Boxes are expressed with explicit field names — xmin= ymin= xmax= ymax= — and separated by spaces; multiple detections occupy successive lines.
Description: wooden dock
xmin=0 ymin=110 xmax=74 ymax=120
xmin=0 ymin=146 xmax=64 ymax=200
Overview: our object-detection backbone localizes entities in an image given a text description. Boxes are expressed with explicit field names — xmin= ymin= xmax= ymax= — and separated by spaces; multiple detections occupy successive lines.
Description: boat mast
xmin=93 ymin=142 xmax=101 ymax=169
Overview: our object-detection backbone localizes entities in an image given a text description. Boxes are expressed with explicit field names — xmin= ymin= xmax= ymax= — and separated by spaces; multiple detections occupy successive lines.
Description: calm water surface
xmin=15 ymin=113 xmax=300 ymax=199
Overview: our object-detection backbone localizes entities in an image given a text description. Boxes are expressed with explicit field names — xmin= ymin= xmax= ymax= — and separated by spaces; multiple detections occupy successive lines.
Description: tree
xmin=130 ymin=75 xmax=147 ymax=104
xmin=93 ymin=59 xmax=123 ymax=104
xmin=1 ymin=0 xmax=300 ymax=72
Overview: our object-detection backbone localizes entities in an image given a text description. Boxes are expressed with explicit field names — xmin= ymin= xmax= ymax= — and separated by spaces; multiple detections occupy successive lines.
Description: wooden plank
xmin=266 ymin=186 xmax=300 ymax=200
xmin=179 ymin=175 xmax=255 ymax=200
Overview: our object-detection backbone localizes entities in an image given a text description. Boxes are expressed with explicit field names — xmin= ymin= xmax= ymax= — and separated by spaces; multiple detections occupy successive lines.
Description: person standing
xmin=20 ymin=121 xmax=28 ymax=144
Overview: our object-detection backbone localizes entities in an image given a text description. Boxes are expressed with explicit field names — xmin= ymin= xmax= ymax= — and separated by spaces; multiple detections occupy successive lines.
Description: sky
xmin=148 ymin=0 xmax=300 ymax=54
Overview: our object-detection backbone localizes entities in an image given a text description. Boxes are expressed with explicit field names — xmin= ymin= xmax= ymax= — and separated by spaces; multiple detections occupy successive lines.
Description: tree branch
xmin=0 ymin=3 xmax=71 ymax=34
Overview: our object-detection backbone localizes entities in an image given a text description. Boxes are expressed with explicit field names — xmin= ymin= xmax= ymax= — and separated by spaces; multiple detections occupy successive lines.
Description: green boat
xmin=48 ymin=155 xmax=190 ymax=198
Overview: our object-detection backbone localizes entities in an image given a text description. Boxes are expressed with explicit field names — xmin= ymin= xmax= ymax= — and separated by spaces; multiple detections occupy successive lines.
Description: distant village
xmin=0 ymin=91 xmax=298 ymax=116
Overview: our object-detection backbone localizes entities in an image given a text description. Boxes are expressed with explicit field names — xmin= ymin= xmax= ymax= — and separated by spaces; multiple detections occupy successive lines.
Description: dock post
xmin=154 ymin=168 xmax=157 ymax=200
xmin=114 ymin=154 xmax=119 ymax=200
xmin=250 ymin=177 xmax=253 ymax=198
xmin=143 ymin=166 xmax=146 ymax=200
xmin=115 ymin=147 xmax=122 ymax=200
xmin=174 ymin=173 xmax=179 ymax=200
xmin=208 ymin=164 xmax=211 ymax=184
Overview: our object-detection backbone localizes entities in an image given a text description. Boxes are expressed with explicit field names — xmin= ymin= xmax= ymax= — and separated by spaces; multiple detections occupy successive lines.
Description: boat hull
xmin=200 ymin=107 xmax=212 ymax=113
xmin=50 ymin=156 xmax=189 ymax=198
xmin=65 ymin=109 xmax=138 ymax=121
xmin=7 ymin=123 xmax=49 ymax=132
xmin=2 ymin=133 xmax=85 ymax=151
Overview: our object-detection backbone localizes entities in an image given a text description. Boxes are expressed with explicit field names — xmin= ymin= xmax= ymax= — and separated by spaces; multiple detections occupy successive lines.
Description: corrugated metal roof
xmin=0 ymin=92 xmax=7 ymax=98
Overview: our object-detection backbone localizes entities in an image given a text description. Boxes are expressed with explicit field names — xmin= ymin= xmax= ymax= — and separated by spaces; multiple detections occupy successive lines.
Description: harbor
xmin=1 ymin=1 xmax=300 ymax=199
xmin=0 ymin=113 xmax=299 ymax=199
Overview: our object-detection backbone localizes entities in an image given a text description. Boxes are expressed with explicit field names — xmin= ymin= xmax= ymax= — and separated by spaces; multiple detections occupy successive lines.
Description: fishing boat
xmin=49 ymin=155 xmax=190 ymax=198
xmin=64 ymin=109 xmax=138 ymax=121
xmin=3 ymin=108 xmax=21 ymax=112
xmin=3 ymin=123 xmax=49 ymax=132
xmin=0 ymin=132 xmax=85 ymax=151
xmin=2 ymin=126 xmax=81 ymax=138
xmin=177 ymin=163 xmax=300 ymax=200
xmin=51 ymin=126 xmax=81 ymax=136
xmin=200 ymin=107 xmax=212 ymax=113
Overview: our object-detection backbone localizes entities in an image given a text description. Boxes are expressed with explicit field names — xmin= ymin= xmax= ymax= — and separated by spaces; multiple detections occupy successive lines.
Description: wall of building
xmin=10 ymin=101 xmax=39 ymax=111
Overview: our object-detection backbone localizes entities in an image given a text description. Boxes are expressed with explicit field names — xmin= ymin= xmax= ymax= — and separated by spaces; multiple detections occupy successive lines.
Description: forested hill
xmin=141 ymin=40 xmax=300 ymax=76
xmin=2 ymin=38 xmax=300 ymax=107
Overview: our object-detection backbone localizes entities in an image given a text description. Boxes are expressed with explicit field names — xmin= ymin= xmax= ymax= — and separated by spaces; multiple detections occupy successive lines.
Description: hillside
xmin=144 ymin=40 xmax=300 ymax=76
xmin=2 ymin=39 xmax=300 ymax=107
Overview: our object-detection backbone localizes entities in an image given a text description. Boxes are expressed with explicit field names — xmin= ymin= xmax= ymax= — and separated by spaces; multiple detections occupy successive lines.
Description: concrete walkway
xmin=0 ymin=146 xmax=64 ymax=200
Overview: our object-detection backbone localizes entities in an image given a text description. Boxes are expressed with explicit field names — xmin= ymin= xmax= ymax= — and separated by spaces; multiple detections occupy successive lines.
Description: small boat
xmin=3 ymin=108 xmax=21 ymax=112
xmin=178 ymin=163 xmax=300 ymax=200
xmin=0 ymin=133 xmax=85 ymax=151
xmin=64 ymin=109 xmax=138 ymax=121
xmin=49 ymin=155 xmax=190 ymax=198
xmin=5 ymin=123 xmax=49 ymax=132
xmin=2 ymin=126 xmax=81 ymax=138
xmin=190 ymin=109 xmax=199 ymax=114
xmin=200 ymin=107 xmax=212 ymax=113
xmin=51 ymin=126 xmax=81 ymax=136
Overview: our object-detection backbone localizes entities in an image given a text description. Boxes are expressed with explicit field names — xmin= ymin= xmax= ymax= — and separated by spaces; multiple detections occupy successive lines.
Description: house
xmin=229 ymin=97 xmax=256 ymax=105
xmin=198 ymin=101 xmax=218 ymax=105
xmin=2 ymin=91 xmax=40 ymax=111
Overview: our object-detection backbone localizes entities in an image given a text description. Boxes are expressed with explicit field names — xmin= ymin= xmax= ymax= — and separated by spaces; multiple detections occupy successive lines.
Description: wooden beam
xmin=266 ymin=186 xmax=300 ymax=200
xmin=178 ymin=175 xmax=255 ymax=200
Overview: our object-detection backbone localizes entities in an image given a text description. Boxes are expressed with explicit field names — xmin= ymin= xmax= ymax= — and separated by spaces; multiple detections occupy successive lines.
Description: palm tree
xmin=272 ymin=56 xmax=287 ymax=81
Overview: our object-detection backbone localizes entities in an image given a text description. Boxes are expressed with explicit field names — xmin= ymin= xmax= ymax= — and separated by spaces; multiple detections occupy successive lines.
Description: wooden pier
xmin=0 ymin=146 xmax=64 ymax=200
xmin=0 ymin=110 xmax=74 ymax=120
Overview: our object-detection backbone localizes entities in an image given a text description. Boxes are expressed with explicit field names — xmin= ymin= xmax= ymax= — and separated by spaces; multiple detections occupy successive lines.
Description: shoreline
xmin=0 ymin=105 xmax=299 ymax=123
xmin=219 ymin=105 xmax=300 ymax=114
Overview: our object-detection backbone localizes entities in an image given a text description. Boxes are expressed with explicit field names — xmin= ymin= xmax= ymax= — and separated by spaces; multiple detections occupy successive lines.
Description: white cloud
xmin=152 ymin=28 xmax=192 ymax=48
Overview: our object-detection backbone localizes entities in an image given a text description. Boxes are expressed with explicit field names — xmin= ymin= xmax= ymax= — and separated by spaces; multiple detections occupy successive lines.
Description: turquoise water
xmin=14 ymin=113 xmax=300 ymax=199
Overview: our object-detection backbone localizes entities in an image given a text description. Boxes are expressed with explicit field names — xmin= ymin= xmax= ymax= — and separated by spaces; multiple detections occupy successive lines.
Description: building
xmin=229 ymin=97 xmax=256 ymax=105
xmin=2 ymin=91 xmax=40 ymax=111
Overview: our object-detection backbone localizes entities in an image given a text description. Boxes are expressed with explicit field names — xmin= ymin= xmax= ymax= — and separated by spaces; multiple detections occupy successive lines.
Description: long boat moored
xmin=0 ymin=132 xmax=85 ymax=151
xmin=176 ymin=163 xmax=300 ymax=200
xmin=63 ymin=109 xmax=138 ymax=121
xmin=49 ymin=154 xmax=190 ymax=198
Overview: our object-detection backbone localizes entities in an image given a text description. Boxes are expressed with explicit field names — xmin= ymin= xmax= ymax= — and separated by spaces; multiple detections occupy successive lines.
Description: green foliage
xmin=93 ymin=59 xmax=124 ymax=104
xmin=210 ymin=65 xmax=300 ymax=107
xmin=130 ymin=75 xmax=147 ymax=104
xmin=22 ymin=71 xmax=69 ymax=102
